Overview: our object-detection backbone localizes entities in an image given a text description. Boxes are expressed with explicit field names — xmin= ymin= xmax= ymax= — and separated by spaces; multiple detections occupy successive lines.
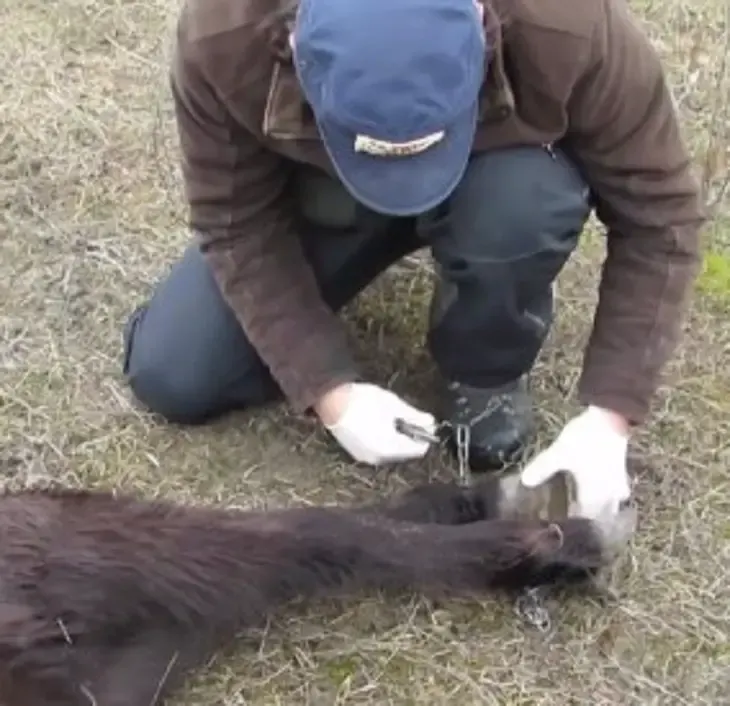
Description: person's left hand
xmin=519 ymin=406 xmax=632 ymax=519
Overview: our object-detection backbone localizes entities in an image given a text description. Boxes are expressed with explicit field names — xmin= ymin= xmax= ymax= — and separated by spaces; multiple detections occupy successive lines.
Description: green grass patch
xmin=325 ymin=656 xmax=359 ymax=686
xmin=698 ymin=249 xmax=730 ymax=301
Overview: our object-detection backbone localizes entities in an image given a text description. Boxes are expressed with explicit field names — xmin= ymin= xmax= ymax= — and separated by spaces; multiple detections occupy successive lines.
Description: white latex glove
xmin=520 ymin=406 xmax=632 ymax=519
xmin=324 ymin=383 xmax=437 ymax=466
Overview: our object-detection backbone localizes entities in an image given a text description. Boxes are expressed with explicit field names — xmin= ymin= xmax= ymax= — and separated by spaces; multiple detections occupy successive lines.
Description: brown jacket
xmin=169 ymin=0 xmax=706 ymax=424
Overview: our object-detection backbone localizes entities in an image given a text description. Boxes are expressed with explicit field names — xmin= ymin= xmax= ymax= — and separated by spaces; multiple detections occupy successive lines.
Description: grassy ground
xmin=1 ymin=0 xmax=728 ymax=703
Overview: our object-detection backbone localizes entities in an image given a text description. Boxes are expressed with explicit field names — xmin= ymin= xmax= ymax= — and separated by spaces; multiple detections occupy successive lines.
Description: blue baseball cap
xmin=292 ymin=0 xmax=486 ymax=216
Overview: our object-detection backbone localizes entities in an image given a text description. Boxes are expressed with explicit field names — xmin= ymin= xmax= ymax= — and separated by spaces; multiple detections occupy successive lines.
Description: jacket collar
xmin=262 ymin=0 xmax=514 ymax=141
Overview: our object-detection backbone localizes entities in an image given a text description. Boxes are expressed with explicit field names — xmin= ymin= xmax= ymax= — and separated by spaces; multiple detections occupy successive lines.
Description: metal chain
xmin=432 ymin=396 xmax=503 ymax=488
xmin=514 ymin=586 xmax=553 ymax=634
xmin=439 ymin=397 xmax=503 ymax=437
xmin=455 ymin=423 xmax=472 ymax=486
xmin=441 ymin=410 xmax=554 ymax=634
xmin=396 ymin=396 xmax=554 ymax=633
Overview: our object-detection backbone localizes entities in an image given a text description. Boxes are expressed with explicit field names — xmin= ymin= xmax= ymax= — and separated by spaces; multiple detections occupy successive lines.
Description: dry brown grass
xmin=1 ymin=0 xmax=729 ymax=703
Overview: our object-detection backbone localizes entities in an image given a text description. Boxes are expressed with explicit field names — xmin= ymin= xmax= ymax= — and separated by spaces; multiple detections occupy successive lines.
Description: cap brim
xmin=316 ymin=103 xmax=478 ymax=217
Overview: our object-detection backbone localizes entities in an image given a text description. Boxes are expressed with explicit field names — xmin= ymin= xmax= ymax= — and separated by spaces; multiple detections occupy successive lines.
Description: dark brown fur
xmin=0 ymin=477 xmax=620 ymax=706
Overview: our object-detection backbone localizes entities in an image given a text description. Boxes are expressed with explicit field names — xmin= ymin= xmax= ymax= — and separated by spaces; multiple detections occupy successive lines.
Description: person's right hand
xmin=519 ymin=406 xmax=632 ymax=520
xmin=315 ymin=382 xmax=437 ymax=466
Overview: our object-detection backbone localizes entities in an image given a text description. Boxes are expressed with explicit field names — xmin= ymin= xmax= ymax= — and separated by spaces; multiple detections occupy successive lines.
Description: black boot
xmin=441 ymin=376 xmax=535 ymax=472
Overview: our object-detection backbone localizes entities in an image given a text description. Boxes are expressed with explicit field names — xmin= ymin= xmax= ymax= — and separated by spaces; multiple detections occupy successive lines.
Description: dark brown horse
xmin=0 ymin=473 xmax=635 ymax=705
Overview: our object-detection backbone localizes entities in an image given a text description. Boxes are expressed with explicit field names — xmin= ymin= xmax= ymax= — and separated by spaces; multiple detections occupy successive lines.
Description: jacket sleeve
xmin=567 ymin=0 xmax=706 ymax=424
xmin=168 ymin=36 xmax=360 ymax=414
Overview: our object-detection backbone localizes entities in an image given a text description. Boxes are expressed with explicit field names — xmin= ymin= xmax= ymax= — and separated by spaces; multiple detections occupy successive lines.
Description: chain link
xmin=514 ymin=586 xmax=553 ymax=634
xmin=455 ymin=423 xmax=471 ymax=486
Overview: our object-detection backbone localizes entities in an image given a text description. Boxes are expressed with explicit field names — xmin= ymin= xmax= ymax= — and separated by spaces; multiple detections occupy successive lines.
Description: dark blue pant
xmin=123 ymin=146 xmax=591 ymax=424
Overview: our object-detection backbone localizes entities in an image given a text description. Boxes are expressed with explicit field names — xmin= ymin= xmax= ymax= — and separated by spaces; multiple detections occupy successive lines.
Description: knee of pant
xmin=436 ymin=146 xmax=592 ymax=264
xmin=126 ymin=361 xmax=223 ymax=425
xmin=122 ymin=318 xmax=224 ymax=425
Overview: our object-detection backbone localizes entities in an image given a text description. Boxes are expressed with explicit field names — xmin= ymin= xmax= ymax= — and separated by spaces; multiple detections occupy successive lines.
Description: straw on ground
xmin=1 ymin=0 xmax=728 ymax=703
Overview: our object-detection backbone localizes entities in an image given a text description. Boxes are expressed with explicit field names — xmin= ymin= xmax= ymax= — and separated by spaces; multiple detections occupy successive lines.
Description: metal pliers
xmin=394 ymin=417 xmax=445 ymax=445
